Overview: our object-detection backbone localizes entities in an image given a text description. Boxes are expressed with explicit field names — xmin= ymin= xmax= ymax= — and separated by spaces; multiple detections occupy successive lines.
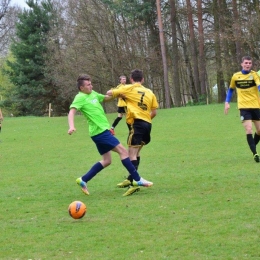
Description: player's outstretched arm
xmin=104 ymin=94 xmax=114 ymax=102
xmin=106 ymin=90 xmax=113 ymax=96
xmin=68 ymin=108 xmax=77 ymax=135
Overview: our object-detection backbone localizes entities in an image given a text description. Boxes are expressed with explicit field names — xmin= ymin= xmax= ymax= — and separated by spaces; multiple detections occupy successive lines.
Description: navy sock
xmin=126 ymin=160 xmax=138 ymax=182
xmin=82 ymin=162 xmax=104 ymax=182
xmin=121 ymin=158 xmax=140 ymax=181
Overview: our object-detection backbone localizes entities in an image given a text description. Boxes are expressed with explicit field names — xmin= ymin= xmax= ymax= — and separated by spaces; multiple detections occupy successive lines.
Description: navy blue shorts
xmin=91 ymin=130 xmax=120 ymax=155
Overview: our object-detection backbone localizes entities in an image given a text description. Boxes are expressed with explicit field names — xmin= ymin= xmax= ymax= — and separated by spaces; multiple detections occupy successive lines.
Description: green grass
xmin=1 ymin=104 xmax=260 ymax=260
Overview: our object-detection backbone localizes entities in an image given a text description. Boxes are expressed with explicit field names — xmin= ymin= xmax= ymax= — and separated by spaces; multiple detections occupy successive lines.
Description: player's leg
xmin=112 ymin=142 xmax=153 ymax=187
xmin=76 ymin=152 xmax=111 ymax=195
xmin=253 ymin=109 xmax=260 ymax=146
xmin=117 ymin=123 xmax=141 ymax=187
xmin=243 ymin=119 xmax=259 ymax=162
xmin=253 ymin=120 xmax=260 ymax=145
xmin=76 ymin=130 xmax=115 ymax=195
xmin=110 ymin=107 xmax=125 ymax=135
xmin=241 ymin=109 xmax=259 ymax=162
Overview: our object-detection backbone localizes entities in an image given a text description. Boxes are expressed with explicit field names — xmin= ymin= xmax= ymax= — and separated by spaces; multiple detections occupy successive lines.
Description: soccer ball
xmin=68 ymin=201 xmax=87 ymax=219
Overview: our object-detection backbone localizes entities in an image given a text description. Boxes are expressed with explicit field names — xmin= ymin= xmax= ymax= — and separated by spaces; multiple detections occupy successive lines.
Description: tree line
xmin=0 ymin=0 xmax=259 ymax=116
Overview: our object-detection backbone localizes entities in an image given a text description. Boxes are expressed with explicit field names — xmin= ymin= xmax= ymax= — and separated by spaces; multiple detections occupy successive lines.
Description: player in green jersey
xmin=68 ymin=74 xmax=153 ymax=196
xmin=224 ymin=56 xmax=260 ymax=162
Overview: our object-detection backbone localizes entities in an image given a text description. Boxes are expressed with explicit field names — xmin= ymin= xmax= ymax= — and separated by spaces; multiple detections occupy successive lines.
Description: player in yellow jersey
xmin=224 ymin=56 xmax=260 ymax=162
xmin=107 ymin=69 xmax=159 ymax=195
xmin=109 ymin=75 xmax=128 ymax=135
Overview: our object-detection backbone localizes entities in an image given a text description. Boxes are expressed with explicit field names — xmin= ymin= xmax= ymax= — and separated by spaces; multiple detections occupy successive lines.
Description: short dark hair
xmin=77 ymin=74 xmax=91 ymax=90
xmin=242 ymin=56 xmax=252 ymax=62
xmin=130 ymin=69 xmax=143 ymax=82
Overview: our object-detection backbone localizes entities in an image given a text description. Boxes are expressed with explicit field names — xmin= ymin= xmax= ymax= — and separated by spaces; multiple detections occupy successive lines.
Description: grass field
xmin=1 ymin=103 xmax=260 ymax=260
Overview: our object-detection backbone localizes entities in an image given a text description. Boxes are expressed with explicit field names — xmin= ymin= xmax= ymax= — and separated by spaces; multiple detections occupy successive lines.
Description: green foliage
xmin=0 ymin=55 xmax=18 ymax=113
xmin=101 ymin=0 xmax=155 ymax=24
xmin=186 ymin=94 xmax=208 ymax=106
xmin=5 ymin=0 xmax=56 ymax=116
xmin=1 ymin=104 xmax=260 ymax=259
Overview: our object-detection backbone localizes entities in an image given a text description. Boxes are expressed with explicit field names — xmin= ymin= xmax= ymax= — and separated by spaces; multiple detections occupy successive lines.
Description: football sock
xmin=126 ymin=160 xmax=139 ymax=182
xmin=254 ymin=132 xmax=260 ymax=145
xmin=121 ymin=157 xmax=140 ymax=181
xmin=131 ymin=160 xmax=138 ymax=170
xmin=82 ymin=162 xmax=104 ymax=182
xmin=112 ymin=117 xmax=122 ymax=128
xmin=137 ymin=156 xmax=140 ymax=168
xmin=247 ymin=134 xmax=257 ymax=154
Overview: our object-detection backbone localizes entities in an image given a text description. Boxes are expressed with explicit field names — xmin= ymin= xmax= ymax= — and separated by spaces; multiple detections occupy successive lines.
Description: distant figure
xmin=110 ymin=75 xmax=127 ymax=135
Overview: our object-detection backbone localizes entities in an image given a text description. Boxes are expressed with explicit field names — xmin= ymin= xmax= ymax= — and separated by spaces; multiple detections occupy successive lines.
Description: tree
xmin=0 ymin=0 xmax=21 ymax=56
xmin=156 ymin=0 xmax=171 ymax=108
xmin=186 ymin=0 xmax=200 ymax=103
xmin=197 ymin=0 xmax=207 ymax=102
xmin=169 ymin=0 xmax=182 ymax=107
xmin=6 ymin=0 xmax=56 ymax=116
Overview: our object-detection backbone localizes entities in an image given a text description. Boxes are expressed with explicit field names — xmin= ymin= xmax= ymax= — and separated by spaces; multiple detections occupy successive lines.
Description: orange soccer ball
xmin=68 ymin=201 xmax=87 ymax=219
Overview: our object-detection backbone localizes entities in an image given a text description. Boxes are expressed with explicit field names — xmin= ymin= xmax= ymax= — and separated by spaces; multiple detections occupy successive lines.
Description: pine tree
xmin=6 ymin=0 xmax=55 ymax=116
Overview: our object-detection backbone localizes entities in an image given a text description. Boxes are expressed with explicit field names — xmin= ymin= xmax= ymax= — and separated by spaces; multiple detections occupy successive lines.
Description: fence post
xmin=48 ymin=103 xmax=51 ymax=117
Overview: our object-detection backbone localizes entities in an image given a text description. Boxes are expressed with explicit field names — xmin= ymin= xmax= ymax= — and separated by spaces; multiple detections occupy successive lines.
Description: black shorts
xmin=117 ymin=106 xmax=126 ymax=114
xmin=127 ymin=119 xmax=152 ymax=147
xmin=240 ymin=109 xmax=260 ymax=122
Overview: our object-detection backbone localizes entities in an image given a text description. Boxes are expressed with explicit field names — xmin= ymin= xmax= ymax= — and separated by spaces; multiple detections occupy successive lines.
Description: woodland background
xmin=0 ymin=0 xmax=260 ymax=116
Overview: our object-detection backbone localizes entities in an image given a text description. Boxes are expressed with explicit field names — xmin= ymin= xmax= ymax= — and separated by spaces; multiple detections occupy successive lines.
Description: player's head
xmin=119 ymin=75 xmax=126 ymax=84
xmin=241 ymin=56 xmax=252 ymax=71
xmin=130 ymin=69 xmax=143 ymax=83
xmin=77 ymin=74 xmax=92 ymax=94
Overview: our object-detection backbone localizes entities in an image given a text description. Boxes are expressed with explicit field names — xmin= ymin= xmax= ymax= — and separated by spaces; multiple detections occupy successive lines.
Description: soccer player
xmin=107 ymin=69 xmax=159 ymax=196
xmin=110 ymin=75 xmax=127 ymax=135
xmin=224 ymin=56 xmax=260 ymax=162
xmin=68 ymin=74 xmax=153 ymax=196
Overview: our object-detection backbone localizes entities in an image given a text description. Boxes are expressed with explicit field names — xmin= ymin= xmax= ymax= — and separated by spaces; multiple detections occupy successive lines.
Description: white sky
xmin=11 ymin=0 xmax=28 ymax=8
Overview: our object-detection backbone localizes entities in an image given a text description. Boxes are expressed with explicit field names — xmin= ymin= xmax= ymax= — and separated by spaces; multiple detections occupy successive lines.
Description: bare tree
xmin=186 ymin=0 xmax=200 ymax=102
xmin=167 ymin=0 xmax=181 ymax=107
xmin=156 ymin=0 xmax=170 ymax=108
xmin=0 ymin=0 xmax=20 ymax=56
xmin=197 ymin=0 xmax=207 ymax=102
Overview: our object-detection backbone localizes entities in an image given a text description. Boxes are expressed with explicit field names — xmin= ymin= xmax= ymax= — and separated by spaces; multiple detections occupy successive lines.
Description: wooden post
xmin=48 ymin=103 xmax=51 ymax=117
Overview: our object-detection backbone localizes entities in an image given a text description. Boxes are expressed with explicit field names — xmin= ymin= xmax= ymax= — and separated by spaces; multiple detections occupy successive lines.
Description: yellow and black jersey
xmin=112 ymin=83 xmax=159 ymax=124
xmin=113 ymin=83 xmax=127 ymax=107
xmin=230 ymin=70 xmax=260 ymax=109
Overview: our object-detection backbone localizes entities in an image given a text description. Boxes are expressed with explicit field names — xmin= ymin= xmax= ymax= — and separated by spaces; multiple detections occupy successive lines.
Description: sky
xmin=11 ymin=0 xmax=28 ymax=8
